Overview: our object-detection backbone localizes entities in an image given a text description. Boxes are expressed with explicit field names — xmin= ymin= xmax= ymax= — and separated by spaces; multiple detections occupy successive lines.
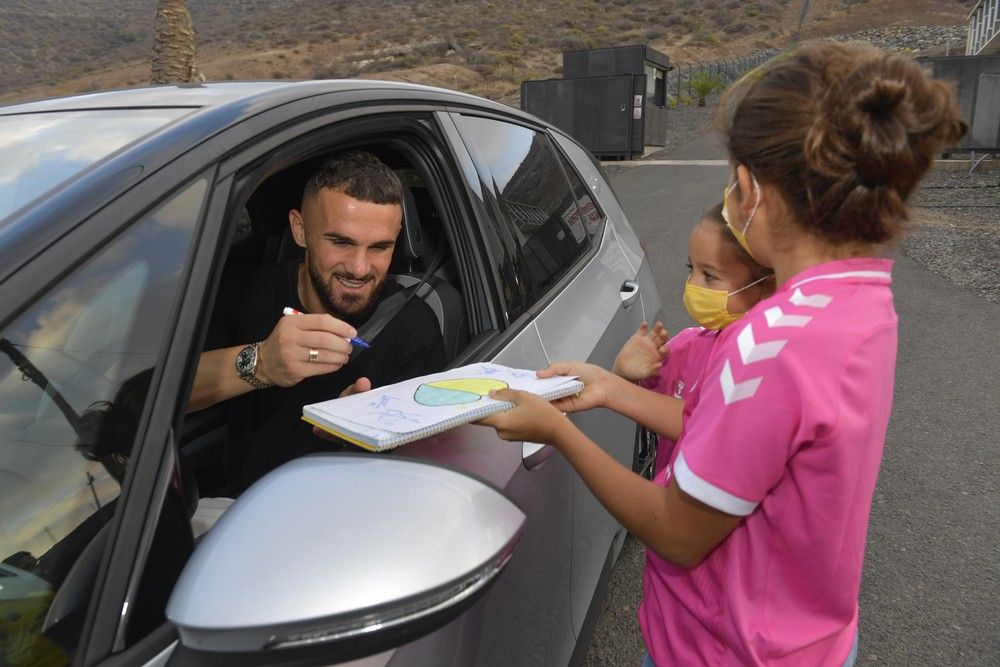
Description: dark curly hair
xmin=302 ymin=150 xmax=402 ymax=207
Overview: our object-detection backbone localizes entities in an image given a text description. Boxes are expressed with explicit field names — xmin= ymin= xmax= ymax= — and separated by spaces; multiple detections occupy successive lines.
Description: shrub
xmin=467 ymin=49 xmax=496 ymax=66
xmin=689 ymin=71 xmax=723 ymax=106
xmin=559 ymin=34 xmax=589 ymax=52
xmin=663 ymin=11 xmax=684 ymax=27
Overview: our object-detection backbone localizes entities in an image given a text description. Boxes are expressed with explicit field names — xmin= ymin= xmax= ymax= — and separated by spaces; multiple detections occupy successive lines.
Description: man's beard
xmin=308 ymin=260 xmax=386 ymax=326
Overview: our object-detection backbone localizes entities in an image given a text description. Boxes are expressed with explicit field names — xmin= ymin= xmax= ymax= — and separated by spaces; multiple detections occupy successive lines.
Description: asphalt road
xmin=582 ymin=134 xmax=1000 ymax=666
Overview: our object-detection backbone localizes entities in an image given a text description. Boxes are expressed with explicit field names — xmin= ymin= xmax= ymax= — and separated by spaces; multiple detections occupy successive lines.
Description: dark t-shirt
xmin=205 ymin=261 xmax=446 ymax=490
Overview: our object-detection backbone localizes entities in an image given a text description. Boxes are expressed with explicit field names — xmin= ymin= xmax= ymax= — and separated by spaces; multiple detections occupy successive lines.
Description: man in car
xmin=189 ymin=151 xmax=446 ymax=491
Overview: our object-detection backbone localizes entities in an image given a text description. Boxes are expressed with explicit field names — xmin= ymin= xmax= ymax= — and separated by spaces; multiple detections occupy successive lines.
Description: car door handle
xmin=620 ymin=280 xmax=640 ymax=308
xmin=523 ymin=441 xmax=554 ymax=469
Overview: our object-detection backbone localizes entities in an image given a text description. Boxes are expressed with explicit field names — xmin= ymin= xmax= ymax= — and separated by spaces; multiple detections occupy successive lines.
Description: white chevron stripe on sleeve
xmin=790 ymin=288 xmax=833 ymax=308
xmin=674 ymin=452 xmax=757 ymax=515
xmin=737 ymin=324 xmax=787 ymax=364
xmin=719 ymin=359 xmax=762 ymax=405
xmin=764 ymin=306 xmax=812 ymax=328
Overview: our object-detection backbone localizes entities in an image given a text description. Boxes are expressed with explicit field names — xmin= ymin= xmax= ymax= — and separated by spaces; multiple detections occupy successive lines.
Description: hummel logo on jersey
xmin=790 ymin=288 xmax=833 ymax=308
xmin=717 ymin=287 xmax=833 ymax=406
xmin=737 ymin=324 xmax=787 ymax=364
xmin=764 ymin=306 xmax=811 ymax=328
xmin=720 ymin=359 xmax=763 ymax=405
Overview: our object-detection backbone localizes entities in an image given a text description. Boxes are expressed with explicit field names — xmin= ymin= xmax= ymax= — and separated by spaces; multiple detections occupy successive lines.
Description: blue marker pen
xmin=282 ymin=307 xmax=372 ymax=350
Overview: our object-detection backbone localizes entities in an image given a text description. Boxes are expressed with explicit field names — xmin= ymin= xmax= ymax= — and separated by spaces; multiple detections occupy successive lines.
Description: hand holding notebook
xmin=303 ymin=362 xmax=583 ymax=451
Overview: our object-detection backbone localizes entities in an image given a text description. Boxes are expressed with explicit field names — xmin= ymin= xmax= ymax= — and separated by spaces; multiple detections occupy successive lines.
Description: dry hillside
xmin=0 ymin=0 xmax=976 ymax=106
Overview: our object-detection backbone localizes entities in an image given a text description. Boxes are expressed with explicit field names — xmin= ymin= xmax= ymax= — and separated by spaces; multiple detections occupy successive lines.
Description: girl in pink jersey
xmin=482 ymin=42 xmax=965 ymax=666
xmin=613 ymin=202 xmax=774 ymax=474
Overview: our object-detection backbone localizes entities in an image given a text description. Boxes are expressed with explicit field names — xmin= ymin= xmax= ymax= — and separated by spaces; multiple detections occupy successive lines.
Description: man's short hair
xmin=302 ymin=151 xmax=403 ymax=207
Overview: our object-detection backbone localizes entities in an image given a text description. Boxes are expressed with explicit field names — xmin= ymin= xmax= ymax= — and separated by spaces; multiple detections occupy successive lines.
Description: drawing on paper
xmin=413 ymin=378 xmax=508 ymax=406
xmin=368 ymin=407 xmax=422 ymax=426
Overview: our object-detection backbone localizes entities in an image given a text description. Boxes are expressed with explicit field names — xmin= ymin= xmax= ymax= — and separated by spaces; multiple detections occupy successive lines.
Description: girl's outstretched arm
xmin=480 ymin=388 xmax=740 ymax=568
xmin=541 ymin=361 xmax=685 ymax=441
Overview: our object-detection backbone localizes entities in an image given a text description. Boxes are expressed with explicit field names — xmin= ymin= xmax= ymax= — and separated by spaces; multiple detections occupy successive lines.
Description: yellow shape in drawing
xmin=427 ymin=378 xmax=508 ymax=395
xmin=414 ymin=378 xmax=509 ymax=406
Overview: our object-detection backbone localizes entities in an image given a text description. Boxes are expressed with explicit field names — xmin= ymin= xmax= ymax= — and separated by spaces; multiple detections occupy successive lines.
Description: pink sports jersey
xmin=642 ymin=326 xmax=721 ymax=474
xmin=639 ymin=258 xmax=898 ymax=666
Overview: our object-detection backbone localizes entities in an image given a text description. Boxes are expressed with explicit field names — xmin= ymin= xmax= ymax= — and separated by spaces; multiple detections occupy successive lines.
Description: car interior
xmin=180 ymin=136 xmax=472 ymax=501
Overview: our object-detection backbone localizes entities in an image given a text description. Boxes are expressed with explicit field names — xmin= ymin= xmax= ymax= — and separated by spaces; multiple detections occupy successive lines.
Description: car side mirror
xmin=166 ymin=454 xmax=524 ymax=665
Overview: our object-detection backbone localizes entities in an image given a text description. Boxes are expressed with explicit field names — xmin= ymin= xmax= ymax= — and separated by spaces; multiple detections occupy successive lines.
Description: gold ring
xmin=308 ymin=348 xmax=319 ymax=363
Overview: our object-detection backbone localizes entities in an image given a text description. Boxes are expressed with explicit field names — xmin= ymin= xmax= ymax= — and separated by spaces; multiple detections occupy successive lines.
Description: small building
xmin=521 ymin=45 xmax=671 ymax=160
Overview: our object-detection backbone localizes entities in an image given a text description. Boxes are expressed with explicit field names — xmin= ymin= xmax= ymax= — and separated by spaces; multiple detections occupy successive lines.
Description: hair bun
xmin=856 ymin=78 xmax=907 ymax=116
xmin=721 ymin=42 xmax=968 ymax=246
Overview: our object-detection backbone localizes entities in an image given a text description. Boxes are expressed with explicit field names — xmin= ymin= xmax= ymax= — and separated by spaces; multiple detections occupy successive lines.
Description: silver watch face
xmin=235 ymin=344 xmax=257 ymax=376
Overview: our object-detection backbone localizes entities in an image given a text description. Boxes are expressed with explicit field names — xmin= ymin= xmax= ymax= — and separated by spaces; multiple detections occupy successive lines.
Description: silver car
xmin=0 ymin=81 xmax=663 ymax=666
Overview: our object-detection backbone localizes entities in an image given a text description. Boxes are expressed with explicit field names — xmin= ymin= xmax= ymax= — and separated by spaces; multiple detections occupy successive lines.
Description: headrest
xmin=398 ymin=187 xmax=424 ymax=261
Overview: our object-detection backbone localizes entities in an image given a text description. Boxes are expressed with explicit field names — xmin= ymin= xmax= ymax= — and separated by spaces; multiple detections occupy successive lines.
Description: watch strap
xmin=239 ymin=341 xmax=272 ymax=389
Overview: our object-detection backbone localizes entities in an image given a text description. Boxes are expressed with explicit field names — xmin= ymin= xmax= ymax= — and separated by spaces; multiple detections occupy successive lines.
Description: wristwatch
xmin=235 ymin=341 xmax=271 ymax=389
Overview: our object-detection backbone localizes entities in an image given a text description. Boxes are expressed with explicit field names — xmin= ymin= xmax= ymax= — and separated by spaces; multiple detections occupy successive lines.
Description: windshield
xmin=0 ymin=108 xmax=192 ymax=222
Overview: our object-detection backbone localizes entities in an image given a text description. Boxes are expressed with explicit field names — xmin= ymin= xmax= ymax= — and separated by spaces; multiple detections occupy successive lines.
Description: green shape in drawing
xmin=414 ymin=378 xmax=508 ymax=406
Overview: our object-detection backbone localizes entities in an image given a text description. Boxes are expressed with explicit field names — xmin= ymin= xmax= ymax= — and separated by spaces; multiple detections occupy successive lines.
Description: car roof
xmin=0 ymin=79 xmax=515 ymax=116
xmin=0 ymin=80 xmax=565 ymax=288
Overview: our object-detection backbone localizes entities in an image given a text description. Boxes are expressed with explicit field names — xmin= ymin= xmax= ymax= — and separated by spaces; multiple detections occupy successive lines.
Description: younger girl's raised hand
xmin=612 ymin=321 xmax=670 ymax=382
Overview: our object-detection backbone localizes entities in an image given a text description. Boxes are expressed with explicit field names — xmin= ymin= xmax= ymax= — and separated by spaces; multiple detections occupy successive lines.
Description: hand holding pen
xmin=282 ymin=308 xmax=371 ymax=349
xmin=251 ymin=307 xmax=366 ymax=387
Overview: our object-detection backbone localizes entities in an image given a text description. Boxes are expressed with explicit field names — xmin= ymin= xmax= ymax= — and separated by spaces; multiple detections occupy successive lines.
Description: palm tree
xmin=151 ymin=0 xmax=199 ymax=84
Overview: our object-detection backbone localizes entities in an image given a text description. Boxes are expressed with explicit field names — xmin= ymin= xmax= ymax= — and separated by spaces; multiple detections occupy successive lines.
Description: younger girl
xmin=613 ymin=202 xmax=773 ymax=473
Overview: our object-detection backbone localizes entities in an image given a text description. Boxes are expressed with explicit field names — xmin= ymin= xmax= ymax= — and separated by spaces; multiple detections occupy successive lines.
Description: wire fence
xmin=666 ymin=50 xmax=778 ymax=106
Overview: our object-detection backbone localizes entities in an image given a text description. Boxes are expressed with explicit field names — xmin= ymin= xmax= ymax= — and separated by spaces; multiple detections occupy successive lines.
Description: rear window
xmin=0 ymin=108 xmax=191 ymax=222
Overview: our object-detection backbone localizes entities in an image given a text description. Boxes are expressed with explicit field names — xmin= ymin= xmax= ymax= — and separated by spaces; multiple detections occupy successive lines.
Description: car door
xmin=445 ymin=112 xmax=648 ymax=648
xmin=0 ymin=172 xmax=211 ymax=666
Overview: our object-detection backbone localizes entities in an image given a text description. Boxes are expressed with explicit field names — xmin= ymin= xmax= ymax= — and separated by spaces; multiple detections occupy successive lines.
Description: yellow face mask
xmin=683 ymin=274 xmax=770 ymax=330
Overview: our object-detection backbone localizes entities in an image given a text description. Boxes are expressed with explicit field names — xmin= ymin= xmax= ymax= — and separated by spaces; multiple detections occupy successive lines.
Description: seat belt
xmin=350 ymin=243 xmax=447 ymax=357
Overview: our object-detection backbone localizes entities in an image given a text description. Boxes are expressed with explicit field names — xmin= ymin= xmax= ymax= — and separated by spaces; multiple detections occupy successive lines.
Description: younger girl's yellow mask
xmin=683 ymin=275 xmax=770 ymax=330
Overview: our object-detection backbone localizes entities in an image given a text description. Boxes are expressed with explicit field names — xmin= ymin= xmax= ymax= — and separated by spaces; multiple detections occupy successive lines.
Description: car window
xmin=0 ymin=178 xmax=205 ymax=665
xmin=452 ymin=115 xmax=592 ymax=311
xmin=552 ymin=143 xmax=606 ymax=238
xmin=0 ymin=108 xmax=192 ymax=224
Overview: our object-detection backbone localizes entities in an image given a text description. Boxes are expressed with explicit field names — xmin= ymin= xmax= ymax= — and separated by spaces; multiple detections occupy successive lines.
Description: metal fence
xmin=665 ymin=50 xmax=777 ymax=105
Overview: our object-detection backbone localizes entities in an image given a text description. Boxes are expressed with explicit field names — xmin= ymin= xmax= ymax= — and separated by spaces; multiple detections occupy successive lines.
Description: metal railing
xmin=967 ymin=0 xmax=1000 ymax=56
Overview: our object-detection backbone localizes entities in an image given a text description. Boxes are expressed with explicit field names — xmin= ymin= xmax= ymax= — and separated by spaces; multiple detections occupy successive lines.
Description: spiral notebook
xmin=302 ymin=362 xmax=583 ymax=451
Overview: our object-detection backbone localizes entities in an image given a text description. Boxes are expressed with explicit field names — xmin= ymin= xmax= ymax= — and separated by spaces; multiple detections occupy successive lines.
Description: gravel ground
xmin=652 ymin=94 xmax=720 ymax=159
xmin=906 ymin=168 xmax=1000 ymax=304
